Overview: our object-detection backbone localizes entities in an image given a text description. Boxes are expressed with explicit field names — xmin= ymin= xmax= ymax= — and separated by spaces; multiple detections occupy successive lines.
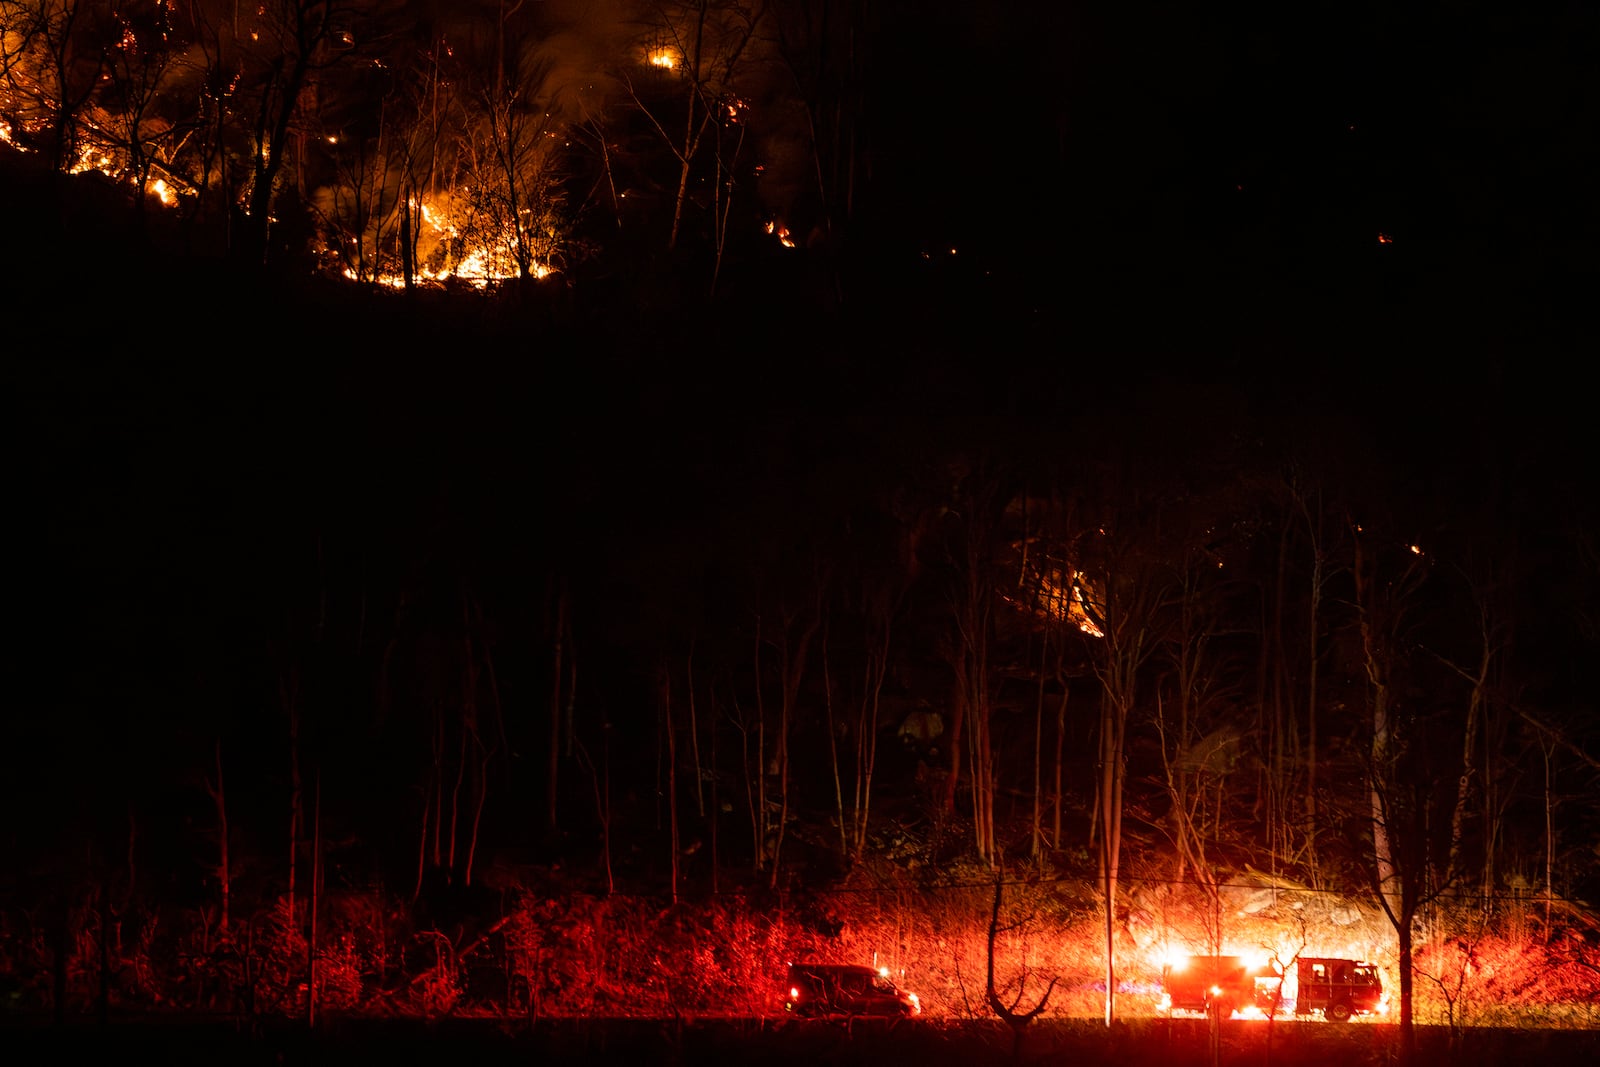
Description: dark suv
xmin=1292 ymin=957 xmax=1386 ymax=1022
xmin=784 ymin=963 xmax=921 ymax=1017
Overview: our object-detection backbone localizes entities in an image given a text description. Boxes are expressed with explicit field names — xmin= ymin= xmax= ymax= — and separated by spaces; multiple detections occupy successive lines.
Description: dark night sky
xmin=869 ymin=3 xmax=1594 ymax=345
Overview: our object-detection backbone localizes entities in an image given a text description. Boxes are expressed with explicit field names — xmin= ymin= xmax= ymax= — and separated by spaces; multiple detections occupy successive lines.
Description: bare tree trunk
xmin=207 ymin=739 xmax=231 ymax=934
xmin=754 ymin=616 xmax=766 ymax=873
xmin=709 ymin=118 xmax=747 ymax=295
xmin=1031 ymin=625 xmax=1047 ymax=861
xmin=852 ymin=608 xmax=891 ymax=863
xmin=241 ymin=3 xmax=334 ymax=267
xmin=1541 ymin=737 xmax=1554 ymax=937
xmin=1084 ymin=557 xmax=1156 ymax=1026
xmin=431 ymin=712 xmax=444 ymax=872
xmin=447 ymin=714 xmax=467 ymax=874
xmin=575 ymin=725 xmax=614 ymax=896
xmin=771 ymin=620 xmax=792 ymax=888
xmin=823 ymin=616 xmax=848 ymax=858
xmin=307 ymin=770 xmax=320 ymax=1028
xmin=666 ymin=1 xmax=710 ymax=252
xmin=986 ymin=873 xmax=1058 ymax=1061
xmin=464 ymin=738 xmax=489 ymax=889
xmin=413 ymin=771 xmax=430 ymax=903
xmin=688 ymin=640 xmax=705 ymax=818
xmin=732 ymin=686 xmax=762 ymax=876
xmin=1303 ymin=517 xmax=1324 ymax=884
xmin=282 ymin=665 xmax=302 ymax=922
xmin=400 ymin=184 xmax=416 ymax=290
xmin=667 ymin=117 xmax=698 ymax=251
xmin=1098 ymin=685 xmax=1126 ymax=1028
xmin=1265 ymin=515 xmax=1291 ymax=868
xmin=413 ymin=710 xmax=442 ymax=902
xmin=1353 ymin=531 xmax=1400 ymax=921
xmin=946 ymin=480 xmax=997 ymax=863
xmin=459 ymin=599 xmax=494 ymax=888
xmin=941 ymin=679 xmax=966 ymax=820
xmin=1351 ymin=524 xmax=1429 ymax=1066
xmin=664 ymin=666 xmax=680 ymax=903
xmin=476 ymin=637 xmax=510 ymax=884
xmin=710 ymin=686 xmax=720 ymax=896
xmin=1052 ymin=662 xmax=1068 ymax=849
xmin=548 ymin=581 xmax=567 ymax=835
xmin=1429 ymin=571 xmax=1507 ymax=912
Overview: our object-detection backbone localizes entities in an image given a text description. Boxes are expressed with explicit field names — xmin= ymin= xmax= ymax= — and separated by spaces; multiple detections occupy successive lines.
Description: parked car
xmin=784 ymin=962 xmax=920 ymax=1017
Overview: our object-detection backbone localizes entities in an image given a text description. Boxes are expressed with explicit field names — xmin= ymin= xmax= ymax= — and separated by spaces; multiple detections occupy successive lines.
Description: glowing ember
xmin=765 ymin=221 xmax=795 ymax=248
xmin=344 ymin=258 xmax=552 ymax=290
xmin=68 ymin=147 xmax=118 ymax=176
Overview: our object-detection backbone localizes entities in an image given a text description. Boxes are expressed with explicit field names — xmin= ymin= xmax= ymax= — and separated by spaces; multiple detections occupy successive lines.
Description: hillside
xmin=6 ymin=120 xmax=1599 ymax=1046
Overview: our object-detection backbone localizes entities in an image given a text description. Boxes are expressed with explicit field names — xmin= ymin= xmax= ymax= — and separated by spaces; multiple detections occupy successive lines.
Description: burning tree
xmin=625 ymin=0 xmax=768 ymax=262
xmin=85 ymin=1 xmax=197 ymax=215
xmin=307 ymin=37 xmax=415 ymax=282
xmin=227 ymin=0 xmax=369 ymax=267
xmin=0 ymin=0 xmax=115 ymax=171
xmin=298 ymin=4 xmax=576 ymax=288
xmin=454 ymin=52 xmax=568 ymax=284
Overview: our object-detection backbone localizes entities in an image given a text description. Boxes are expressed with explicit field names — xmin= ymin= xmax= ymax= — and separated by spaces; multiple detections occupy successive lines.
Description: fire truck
xmin=1289 ymin=957 xmax=1386 ymax=1022
xmin=1159 ymin=955 xmax=1281 ymax=1018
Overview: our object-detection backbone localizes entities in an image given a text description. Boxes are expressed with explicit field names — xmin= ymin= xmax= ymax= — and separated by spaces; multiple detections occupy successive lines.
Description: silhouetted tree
xmin=985 ymin=871 xmax=1058 ymax=1062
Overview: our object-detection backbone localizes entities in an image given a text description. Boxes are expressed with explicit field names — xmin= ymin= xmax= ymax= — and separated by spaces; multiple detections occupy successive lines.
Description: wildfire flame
xmin=30 ymin=133 xmax=553 ymax=291
xmin=647 ymin=48 xmax=678 ymax=70
xmin=765 ymin=220 xmax=795 ymax=248
xmin=340 ymin=197 xmax=555 ymax=289
xmin=1072 ymin=586 xmax=1104 ymax=638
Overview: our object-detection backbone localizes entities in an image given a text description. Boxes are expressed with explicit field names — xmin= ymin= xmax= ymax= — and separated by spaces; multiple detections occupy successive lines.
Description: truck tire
xmin=1327 ymin=1002 xmax=1353 ymax=1023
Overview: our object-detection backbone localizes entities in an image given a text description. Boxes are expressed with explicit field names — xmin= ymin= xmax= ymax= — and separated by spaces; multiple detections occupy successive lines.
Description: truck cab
xmin=1293 ymin=957 xmax=1386 ymax=1022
